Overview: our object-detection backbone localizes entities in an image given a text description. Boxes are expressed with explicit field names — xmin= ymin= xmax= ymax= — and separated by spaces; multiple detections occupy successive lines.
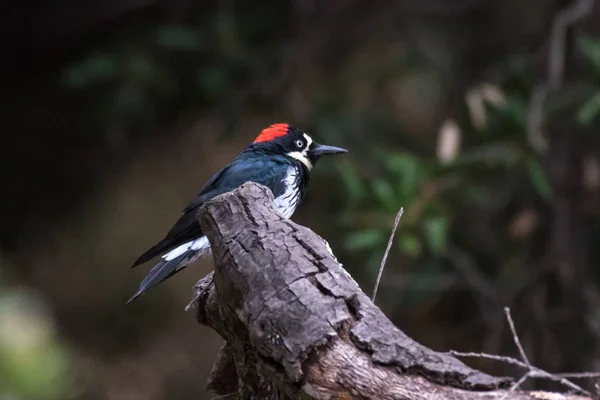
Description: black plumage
xmin=132 ymin=153 xmax=307 ymax=268
xmin=128 ymin=124 xmax=346 ymax=302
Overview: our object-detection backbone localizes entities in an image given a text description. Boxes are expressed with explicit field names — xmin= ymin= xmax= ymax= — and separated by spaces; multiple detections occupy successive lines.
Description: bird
xmin=128 ymin=123 xmax=347 ymax=303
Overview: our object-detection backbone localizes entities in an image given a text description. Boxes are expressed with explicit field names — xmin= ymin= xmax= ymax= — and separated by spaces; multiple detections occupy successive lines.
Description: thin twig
xmin=548 ymin=0 xmax=594 ymax=89
xmin=447 ymin=307 xmax=594 ymax=396
xmin=526 ymin=84 xmax=549 ymax=153
xmin=503 ymin=307 xmax=531 ymax=368
xmin=447 ymin=350 xmax=593 ymax=395
xmin=529 ymin=372 xmax=589 ymax=395
xmin=509 ymin=373 xmax=531 ymax=393
xmin=372 ymin=207 xmax=403 ymax=302
xmin=185 ymin=291 xmax=202 ymax=312
xmin=527 ymin=0 xmax=594 ymax=153
xmin=211 ymin=393 xmax=237 ymax=400
xmin=502 ymin=307 xmax=589 ymax=395
xmin=446 ymin=350 xmax=529 ymax=369
xmin=556 ymin=372 xmax=600 ymax=379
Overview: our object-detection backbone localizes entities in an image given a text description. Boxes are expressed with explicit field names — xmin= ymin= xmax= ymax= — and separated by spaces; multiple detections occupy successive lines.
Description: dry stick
xmin=504 ymin=307 xmax=531 ymax=368
xmin=447 ymin=350 xmax=598 ymax=387
xmin=502 ymin=307 xmax=589 ymax=395
xmin=371 ymin=207 xmax=404 ymax=302
xmin=211 ymin=393 xmax=237 ymax=400
xmin=557 ymin=372 xmax=600 ymax=379
xmin=185 ymin=291 xmax=202 ymax=312
xmin=448 ymin=307 xmax=594 ymax=396
xmin=526 ymin=0 xmax=594 ymax=152
xmin=446 ymin=350 xmax=530 ymax=369
xmin=507 ymin=373 xmax=531 ymax=395
xmin=548 ymin=0 xmax=594 ymax=89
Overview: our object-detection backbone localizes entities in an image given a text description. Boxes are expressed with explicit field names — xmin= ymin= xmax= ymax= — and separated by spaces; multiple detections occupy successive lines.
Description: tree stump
xmin=189 ymin=182 xmax=591 ymax=400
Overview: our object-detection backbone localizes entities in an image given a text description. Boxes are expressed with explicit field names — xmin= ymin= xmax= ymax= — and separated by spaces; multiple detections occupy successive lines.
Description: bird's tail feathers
xmin=132 ymin=239 xmax=177 ymax=268
xmin=127 ymin=237 xmax=210 ymax=303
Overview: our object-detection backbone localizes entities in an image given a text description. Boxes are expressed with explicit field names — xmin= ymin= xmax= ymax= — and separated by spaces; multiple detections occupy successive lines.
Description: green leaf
xmin=156 ymin=26 xmax=204 ymax=51
xmin=526 ymin=159 xmax=552 ymax=201
xmin=425 ymin=217 xmax=448 ymax=254
xmin=346 ymin=229 xmax=384 ymax=250
xmin=196 ymin=67 xmax=230 ymax=97
xmin=399 ymin=233 xmax=422 ymax=257
xmin=502 ymin=96 xmax=528 ymax=126
xmin=385 ymin=152 xmax=413 ymax=173
xmin=372 ymin=179 xmax=396 ymax=210
xmin=337 ymin=163 xmax=364 ymax=202
xmin=578 ymin=35 xmax=600 ymax=69
xmin=62 ymin=54 xmax=118 ymax=88
xmin=577 ymin=92 xmax=600 ymax=125
xmin=385 ymin=153 xmax=422 ymax=199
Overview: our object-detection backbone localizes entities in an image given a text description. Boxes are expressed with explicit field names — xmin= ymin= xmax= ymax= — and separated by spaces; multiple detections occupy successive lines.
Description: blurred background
xmin=2 ymin=0 xmax=600 ymax=398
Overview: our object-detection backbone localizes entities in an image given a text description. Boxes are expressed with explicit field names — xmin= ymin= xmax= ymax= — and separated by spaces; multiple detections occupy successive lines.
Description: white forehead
xmin=303 ymin=133 xmax=313 ymax=148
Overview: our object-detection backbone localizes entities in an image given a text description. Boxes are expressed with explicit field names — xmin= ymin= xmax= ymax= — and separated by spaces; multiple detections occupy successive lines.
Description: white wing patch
xmin=162 ymin=236 xmax=210 ymax=261
xmin=274 ymin=166 xmax=301 ymax=219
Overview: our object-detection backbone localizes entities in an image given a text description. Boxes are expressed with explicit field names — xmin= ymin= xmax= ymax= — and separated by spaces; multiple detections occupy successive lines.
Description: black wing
xmin=132 ymin=155 xmax=290 ymax=267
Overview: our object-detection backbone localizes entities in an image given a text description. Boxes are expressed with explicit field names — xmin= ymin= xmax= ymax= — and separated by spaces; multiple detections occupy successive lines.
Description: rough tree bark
xmin=189 ymin=182 xmax=591 ymax=400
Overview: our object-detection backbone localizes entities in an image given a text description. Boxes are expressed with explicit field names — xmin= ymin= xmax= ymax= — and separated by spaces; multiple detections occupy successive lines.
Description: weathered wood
xmin=191 ymin=182 xmax=591 ymax=400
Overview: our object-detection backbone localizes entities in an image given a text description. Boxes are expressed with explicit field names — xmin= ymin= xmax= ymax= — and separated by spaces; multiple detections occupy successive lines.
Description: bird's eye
xmin=295 ymin=140 xmax=304 ymax=148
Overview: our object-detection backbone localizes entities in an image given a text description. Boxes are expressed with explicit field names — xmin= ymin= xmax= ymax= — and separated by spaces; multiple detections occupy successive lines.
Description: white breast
xmin=274 ymin=166 xmax=301 ymax=219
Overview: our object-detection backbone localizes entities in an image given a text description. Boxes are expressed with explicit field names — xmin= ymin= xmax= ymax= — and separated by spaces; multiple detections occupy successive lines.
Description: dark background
xmin=1 ymin=0 xmax=600 ymax=399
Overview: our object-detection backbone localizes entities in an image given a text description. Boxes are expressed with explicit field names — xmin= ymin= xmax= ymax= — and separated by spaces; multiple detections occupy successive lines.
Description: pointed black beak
xmin=310 ymin=143 xmax=348 ymax=157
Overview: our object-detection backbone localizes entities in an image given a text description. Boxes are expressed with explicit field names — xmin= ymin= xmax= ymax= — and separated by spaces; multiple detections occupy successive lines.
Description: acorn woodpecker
xmin=128 ymin=123 xmax=347 ymax=302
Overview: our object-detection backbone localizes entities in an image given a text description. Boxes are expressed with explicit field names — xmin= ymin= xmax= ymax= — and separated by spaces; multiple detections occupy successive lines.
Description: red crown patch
xmin=254 ymin=123 xmax=289 ymax=143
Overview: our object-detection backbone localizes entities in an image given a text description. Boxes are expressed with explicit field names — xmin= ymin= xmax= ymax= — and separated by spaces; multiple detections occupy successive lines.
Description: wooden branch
xmin=190 ymin=182 xmax=591 ymax=400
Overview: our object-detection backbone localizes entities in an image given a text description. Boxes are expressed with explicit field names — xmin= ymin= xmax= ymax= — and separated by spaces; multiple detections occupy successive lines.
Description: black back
xmin=132 ymin=147 xmax=309 ymax=267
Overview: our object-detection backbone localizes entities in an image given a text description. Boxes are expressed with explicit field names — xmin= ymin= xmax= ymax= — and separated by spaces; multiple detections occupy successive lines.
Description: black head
xmin=252 ymin=123 xmax=347 ymax=169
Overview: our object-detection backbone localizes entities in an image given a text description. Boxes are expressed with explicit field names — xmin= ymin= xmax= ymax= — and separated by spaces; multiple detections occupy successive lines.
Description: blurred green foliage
xmin=5 ymin=2 xmax=600 ymax=398
xmin=59 ymin=6 xmax=288 ymax=141
xmin=577 ymin=35 xmax=600 ymax=125
xmin=338 ymin=34 xmax=600 ymax=314
xmin=0 ymin=264 xmax=75 ymax=400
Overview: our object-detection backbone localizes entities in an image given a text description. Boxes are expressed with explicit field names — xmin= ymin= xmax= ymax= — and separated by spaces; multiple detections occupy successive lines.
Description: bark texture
xmin=191 ymin=182 xmax=591 ymax=400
